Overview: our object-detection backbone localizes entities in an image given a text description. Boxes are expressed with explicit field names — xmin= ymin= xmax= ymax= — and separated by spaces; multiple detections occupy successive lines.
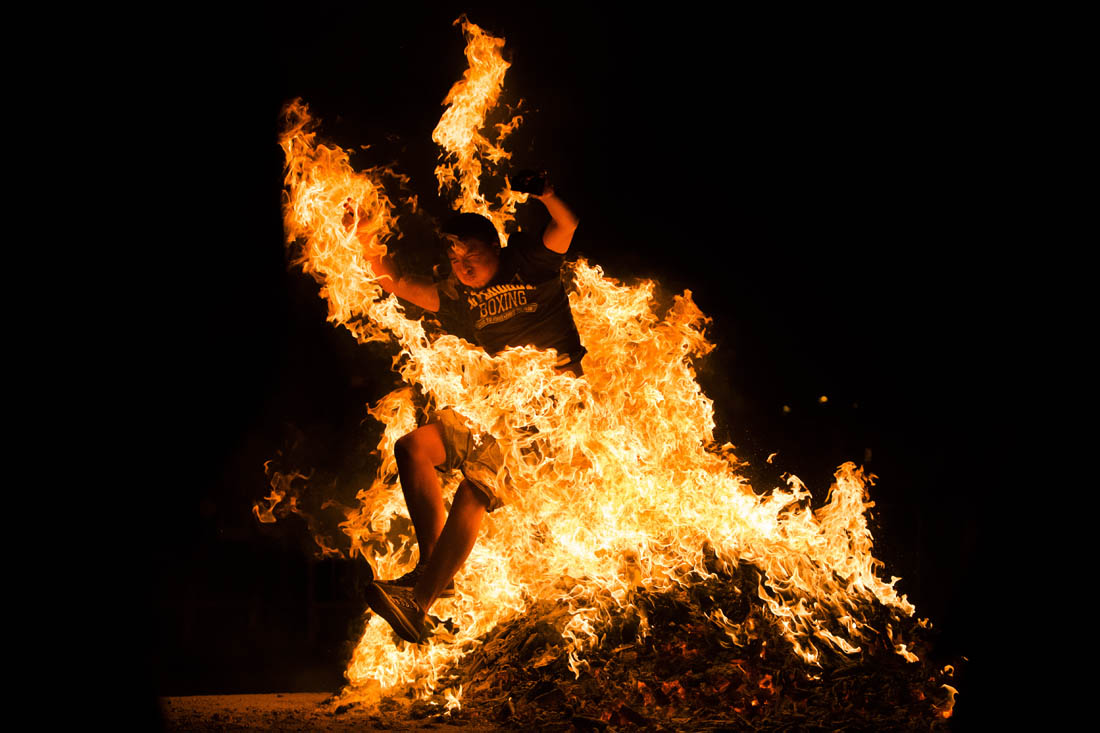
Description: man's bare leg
xmin=394 ymin=424 xmax=448 ymax=562
xmin=414 ymin=479 xmax=489 ymax=610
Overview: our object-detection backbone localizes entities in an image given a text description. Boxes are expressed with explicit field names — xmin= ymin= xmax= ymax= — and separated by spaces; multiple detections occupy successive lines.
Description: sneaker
xmin=375 ymin=564 xmax=456 ymax=599
xmin=365 ymin=583 xmax=435 ymax=644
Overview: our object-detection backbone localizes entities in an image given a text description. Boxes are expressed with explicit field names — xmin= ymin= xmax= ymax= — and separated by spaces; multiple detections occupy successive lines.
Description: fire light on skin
xmin=275 ymin=19 xmax=919 ymax=707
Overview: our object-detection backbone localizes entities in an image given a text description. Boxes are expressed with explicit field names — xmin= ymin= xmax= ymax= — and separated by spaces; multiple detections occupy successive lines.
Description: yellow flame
xmin=443 ymin=685 xmax=462 ymax=713
xmin=432 ymin=16 xmax=527 ymax=243
xmin=277 ymin=20 xmax=917 ymax=707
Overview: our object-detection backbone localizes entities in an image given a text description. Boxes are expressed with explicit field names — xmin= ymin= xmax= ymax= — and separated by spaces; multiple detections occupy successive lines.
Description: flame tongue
xmin=277 ymin=20 xmax=916 ymax=706
xmin=432 ymin=17 xmax=527 ymax=243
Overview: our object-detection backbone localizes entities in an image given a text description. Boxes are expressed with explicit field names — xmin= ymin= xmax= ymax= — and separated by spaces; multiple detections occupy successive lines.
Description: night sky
xmin=133 ymin=3 xmax=992 ymax=722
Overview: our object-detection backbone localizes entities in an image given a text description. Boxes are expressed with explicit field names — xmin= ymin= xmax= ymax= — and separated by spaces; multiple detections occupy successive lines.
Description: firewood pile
xmin=396 ymin=562 xmax=959 ymax=731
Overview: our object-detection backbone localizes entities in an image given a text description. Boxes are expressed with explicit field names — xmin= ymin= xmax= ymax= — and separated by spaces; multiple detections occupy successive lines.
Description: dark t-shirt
xmin=435 ymin=233 xmax=585 ymax=365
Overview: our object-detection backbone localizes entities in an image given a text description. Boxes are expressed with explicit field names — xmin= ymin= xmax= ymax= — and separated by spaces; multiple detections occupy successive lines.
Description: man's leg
xmin=394 ymin=424 xmax=448 ymax=562
xmin=414 ymin=479 xmax=489 ymax=610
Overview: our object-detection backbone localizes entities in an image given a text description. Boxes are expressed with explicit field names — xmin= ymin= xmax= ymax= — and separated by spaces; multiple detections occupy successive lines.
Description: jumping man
xmin=360 ymin=174 xmax=583 ymax=643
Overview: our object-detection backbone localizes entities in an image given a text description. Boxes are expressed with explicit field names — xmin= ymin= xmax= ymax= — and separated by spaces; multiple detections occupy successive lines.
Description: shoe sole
xmin=374 ymin=581 xmax=456 ymax=599
xmin=364 ymin=584 xmax=422 ymax=643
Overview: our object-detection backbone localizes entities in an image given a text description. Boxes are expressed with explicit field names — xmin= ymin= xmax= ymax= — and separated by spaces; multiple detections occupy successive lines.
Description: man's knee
xmin=457 ymin=479 xmax=493 ymax=511
xmin=395 ymin=424 xmax=447 ymax=468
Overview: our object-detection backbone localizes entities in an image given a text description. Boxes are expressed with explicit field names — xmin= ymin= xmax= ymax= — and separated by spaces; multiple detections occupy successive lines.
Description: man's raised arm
xmin=347 ymin=205 xmax=440 ymax=312
xmin=534 ymin=184 xmax=579 ymax=254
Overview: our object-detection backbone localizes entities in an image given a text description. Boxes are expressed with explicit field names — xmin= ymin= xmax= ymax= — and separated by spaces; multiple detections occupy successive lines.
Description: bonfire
xmin=256 ymin=17 xmax=960 ymax=729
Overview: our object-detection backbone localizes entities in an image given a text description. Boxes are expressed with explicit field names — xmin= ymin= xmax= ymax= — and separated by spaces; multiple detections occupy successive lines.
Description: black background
xmin=127 ymin=3 xmax=998 ymax=726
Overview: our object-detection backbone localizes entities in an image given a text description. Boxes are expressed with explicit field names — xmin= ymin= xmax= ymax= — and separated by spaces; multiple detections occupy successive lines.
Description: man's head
xmin=441 ymin=213 xmax=501 ymax=288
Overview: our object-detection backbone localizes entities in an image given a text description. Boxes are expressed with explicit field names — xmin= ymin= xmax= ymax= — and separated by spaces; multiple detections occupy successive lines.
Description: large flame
xmin=275 ymin=19 xmax=917 ymax=706
xmin=432 ymin=17 xmax=528 ymax=242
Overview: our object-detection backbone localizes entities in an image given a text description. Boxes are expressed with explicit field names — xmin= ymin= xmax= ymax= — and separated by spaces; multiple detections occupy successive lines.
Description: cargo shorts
xmin=430 ymin=408 xmax=513 ymax=512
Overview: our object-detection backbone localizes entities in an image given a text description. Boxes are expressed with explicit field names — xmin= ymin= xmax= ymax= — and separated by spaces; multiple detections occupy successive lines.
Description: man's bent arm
xmin=367 ymin=253 xmax=441 ymax=312
xmin=347 ymin=202 xmax=440 ymax=312
xmin=535 ymin=188 xmax=579 ymax=254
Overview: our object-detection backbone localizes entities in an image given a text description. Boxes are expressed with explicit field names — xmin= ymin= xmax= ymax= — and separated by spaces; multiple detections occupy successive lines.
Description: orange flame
xmin=934 ymin=684 xmax=958 ymax=719
xmin=276 ymin=20 xmax=917 ymax=706
xmin=432 ymin=16 xmax=527 ymax=243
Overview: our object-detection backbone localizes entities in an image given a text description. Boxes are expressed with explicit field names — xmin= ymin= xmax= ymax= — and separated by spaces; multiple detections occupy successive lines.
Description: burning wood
xmin=262 ymin=16 xmax=962 ymax=728
xmin=320 ymin=563 xmax=958 ymax=729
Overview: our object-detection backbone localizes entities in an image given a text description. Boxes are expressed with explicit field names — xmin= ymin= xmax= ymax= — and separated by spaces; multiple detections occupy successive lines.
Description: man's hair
xmin=441 ymin=213 xmax=501 ymax=249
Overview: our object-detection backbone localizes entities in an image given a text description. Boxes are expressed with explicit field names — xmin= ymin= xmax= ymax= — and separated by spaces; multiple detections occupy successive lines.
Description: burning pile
xmin=398 ymin=566 xmax=958 ymax=730
xmin=262 ymin=17 xmax=958 ymax=727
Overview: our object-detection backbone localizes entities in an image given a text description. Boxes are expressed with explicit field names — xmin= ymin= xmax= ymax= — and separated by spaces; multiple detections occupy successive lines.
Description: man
xmin=361 ymin=177 xmax=582 ymax=643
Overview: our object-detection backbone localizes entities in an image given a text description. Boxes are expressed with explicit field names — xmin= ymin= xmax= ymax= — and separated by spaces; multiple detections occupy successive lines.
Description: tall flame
xmin=276 ymin=20 xmax=917 ymax=706
xmin=432 ymin=16 xmax=527 ymax=243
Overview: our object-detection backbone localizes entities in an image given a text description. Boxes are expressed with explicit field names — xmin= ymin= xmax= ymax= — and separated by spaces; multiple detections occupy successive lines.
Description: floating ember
xmin=261 ymin=17 xmax=958 ymax=728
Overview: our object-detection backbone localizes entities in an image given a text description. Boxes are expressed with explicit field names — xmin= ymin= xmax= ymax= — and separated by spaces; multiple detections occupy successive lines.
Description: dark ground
xmin=110 ymin=4 xmax=1009 ymax=729
xmin=160 ymin=693 xmax=495 ymax=731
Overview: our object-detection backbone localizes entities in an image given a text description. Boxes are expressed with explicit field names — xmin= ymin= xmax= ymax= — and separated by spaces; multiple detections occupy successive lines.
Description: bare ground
xmin=160 ymin=692 xmax=503 ymax=732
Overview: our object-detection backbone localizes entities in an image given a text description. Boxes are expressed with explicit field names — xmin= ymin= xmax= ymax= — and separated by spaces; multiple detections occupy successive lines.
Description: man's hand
xmin=512 ymin=169 xmax=548 ymax=196
xmin=533 ymin=181 xmax=556 ymax=201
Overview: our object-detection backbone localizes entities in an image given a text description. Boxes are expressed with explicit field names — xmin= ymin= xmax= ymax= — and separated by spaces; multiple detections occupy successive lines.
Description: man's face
xmin=448 ymin=237 xmax=500 ymax=288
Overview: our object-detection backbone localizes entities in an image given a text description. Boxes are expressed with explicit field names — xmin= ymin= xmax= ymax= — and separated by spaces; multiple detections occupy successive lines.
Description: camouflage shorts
xmin=430 ymin=408 xmax=513 ymax=512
